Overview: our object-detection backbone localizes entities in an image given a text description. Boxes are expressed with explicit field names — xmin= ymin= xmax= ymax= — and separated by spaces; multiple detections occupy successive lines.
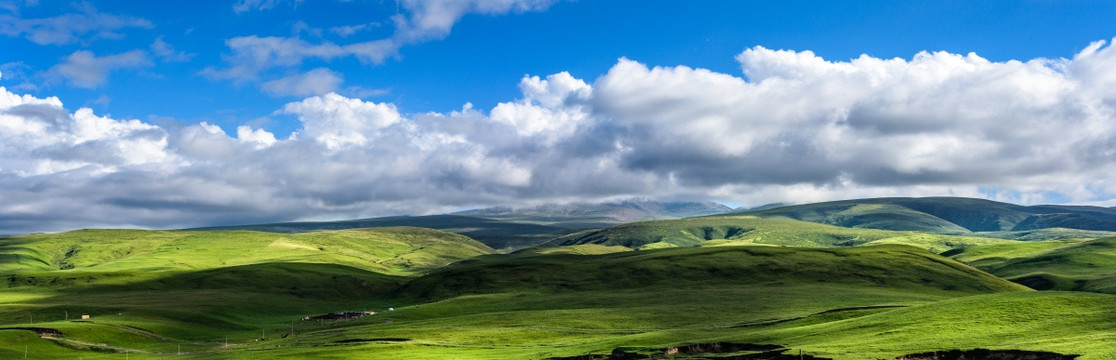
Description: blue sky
xmin=6 ymin=1 xmax=1114 ymax=135
xmin=2 ymin=0 xmax=1116 ymax=233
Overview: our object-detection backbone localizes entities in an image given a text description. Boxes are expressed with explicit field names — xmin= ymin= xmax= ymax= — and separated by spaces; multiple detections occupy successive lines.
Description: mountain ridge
xmin=735 ymin=196 xmax=1116 ymax=235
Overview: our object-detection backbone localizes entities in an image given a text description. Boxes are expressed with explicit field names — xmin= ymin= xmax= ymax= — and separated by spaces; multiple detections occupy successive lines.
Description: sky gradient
xmin=2 ymin=0 xmax=1116 ymax=233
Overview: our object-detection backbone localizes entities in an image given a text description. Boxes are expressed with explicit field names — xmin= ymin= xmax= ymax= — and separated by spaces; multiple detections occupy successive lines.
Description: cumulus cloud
xmin=5 ymin=39 xmax=1116 ymax=233
xmin=0 ymin=2 xmax=151 ymax=45
xmin=281 ymin=92 xmax=401 ymax=149
xmin=48 ymin=50 xmax=153 ymax=88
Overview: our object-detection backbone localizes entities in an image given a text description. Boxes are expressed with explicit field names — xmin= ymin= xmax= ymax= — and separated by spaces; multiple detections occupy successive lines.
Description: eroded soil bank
xmin=892 ymin=349 xmax=1079 ymax=360
xmin=548 ymin=344 xmax=1081 ymax=360
xmin=547 ymin=342 xmax=832 ymax=359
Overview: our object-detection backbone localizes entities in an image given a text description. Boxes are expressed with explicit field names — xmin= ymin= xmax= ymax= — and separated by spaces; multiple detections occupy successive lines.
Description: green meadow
xmin=1 ymin=215 xmax=1115 ymax=359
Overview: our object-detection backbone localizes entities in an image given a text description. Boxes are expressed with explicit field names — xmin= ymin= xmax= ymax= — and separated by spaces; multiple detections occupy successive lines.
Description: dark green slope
xmin=951 ymin=237 xmax=1116 ymax=294
xmin=392 ymin=245 xmax=1026 ymax=303
xmin=739 ymin=196 xmax=1116 ymax=236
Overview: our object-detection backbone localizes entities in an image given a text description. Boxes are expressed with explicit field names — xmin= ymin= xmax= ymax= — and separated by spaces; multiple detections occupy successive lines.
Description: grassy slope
xmin=0 ymin=227 xmax=494 ymax=352
xmin=950 ymin=237 xmax=1116 ymax=293
xmin=554 ymin=216 xmax=1018 ymax=251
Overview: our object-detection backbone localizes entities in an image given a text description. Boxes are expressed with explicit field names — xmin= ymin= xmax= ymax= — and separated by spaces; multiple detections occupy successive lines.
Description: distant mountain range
xmin=197 ymin=197 xmax=1116 ymax=249
xmin=455 ymin=200 xmax=732 ymax=224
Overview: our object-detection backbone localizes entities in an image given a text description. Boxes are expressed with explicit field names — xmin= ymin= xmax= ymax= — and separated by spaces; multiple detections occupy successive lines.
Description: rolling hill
xmin=738 ymin=197 xmax=1116 ymax=237
xmin=3 ymin=227 xmax=1115 ymax=359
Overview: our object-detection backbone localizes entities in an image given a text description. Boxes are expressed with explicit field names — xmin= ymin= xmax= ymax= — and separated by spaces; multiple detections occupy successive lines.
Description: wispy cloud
xmin=260 ymin=68 xmax=343 ymax=97
xmin=47 ymin=50 xmax=152 ymax=88
xmin=0 ymin=2 xmax=151 ymax=45
xmin=232 ymin=0 xmax=303 ymax=14
xmin=150 ymin=36 xmax=194 ymax=63
xmin=330 ymin=22 xmax=379 ymax=37
xmin=206 ymin=0 xmax=563 ymax=94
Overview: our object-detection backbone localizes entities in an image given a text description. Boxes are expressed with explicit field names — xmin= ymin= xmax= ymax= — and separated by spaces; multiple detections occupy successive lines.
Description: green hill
xmin=738 ymin=197 xmax=1116 ymax=238
xmin=950 ymin=237 xmax=1116 ymax=293
xmin=552 ymin=215 xmax=1017 ymax=251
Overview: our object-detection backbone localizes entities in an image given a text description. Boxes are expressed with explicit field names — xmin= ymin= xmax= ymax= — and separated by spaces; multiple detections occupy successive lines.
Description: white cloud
xmin=236 ymin=125 xmax=277 ymax=149
xmin=0 ymin=3 xmax=151 ymax=45
xmin=48 ymin=50 xmax=152 ymax=88
xmin=261 ymin=68 xmax=344 ymax=97
xmin=0 ymin=85 xmax=169 ymax=177
xmin=490 ymin=72 xmax=591 ymax=139
xmin=281 ymin=92 xmax=402 ymax=149
xmin=6 ymin=38 xmax=1116 ymax=233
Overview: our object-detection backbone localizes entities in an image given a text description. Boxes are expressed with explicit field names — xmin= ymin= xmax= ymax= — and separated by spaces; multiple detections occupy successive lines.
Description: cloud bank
xmin=4 ymin=39 xmax=1116 ymax=233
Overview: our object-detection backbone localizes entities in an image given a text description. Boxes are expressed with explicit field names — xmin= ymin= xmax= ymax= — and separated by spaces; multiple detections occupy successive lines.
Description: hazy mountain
xmin=456 ymin=200 xmax=732 ymax=224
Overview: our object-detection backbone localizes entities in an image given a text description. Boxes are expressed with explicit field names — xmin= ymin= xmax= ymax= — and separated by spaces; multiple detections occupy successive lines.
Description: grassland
xmin=1 ymin=223 xmax=1114 ymax=359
